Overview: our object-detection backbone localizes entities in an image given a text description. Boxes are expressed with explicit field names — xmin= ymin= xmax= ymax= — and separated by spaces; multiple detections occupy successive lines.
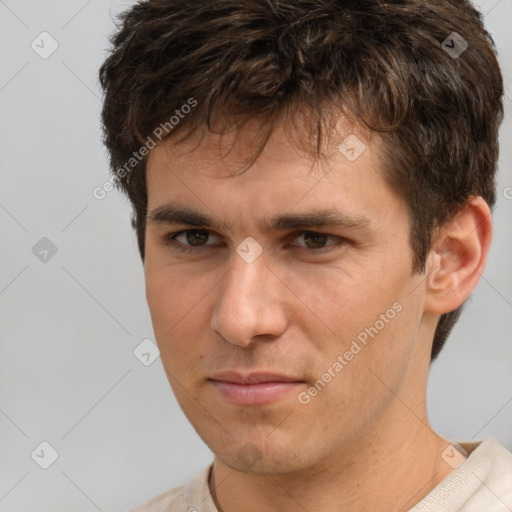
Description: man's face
xmin=144 ymin=118 xmax=431 ymax=474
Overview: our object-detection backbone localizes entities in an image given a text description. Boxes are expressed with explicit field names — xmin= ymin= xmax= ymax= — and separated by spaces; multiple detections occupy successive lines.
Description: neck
xmin=209 ymin=403 xmax=454 ymax=512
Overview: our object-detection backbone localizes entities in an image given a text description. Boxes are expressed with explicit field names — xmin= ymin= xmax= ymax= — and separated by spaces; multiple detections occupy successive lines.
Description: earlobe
xmin=424 ymin=197 xmax=493 ymax=315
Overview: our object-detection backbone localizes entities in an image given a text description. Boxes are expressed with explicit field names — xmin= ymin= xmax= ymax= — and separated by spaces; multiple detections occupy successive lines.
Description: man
xmin=99 ymin=0 xmax=512 ymax=510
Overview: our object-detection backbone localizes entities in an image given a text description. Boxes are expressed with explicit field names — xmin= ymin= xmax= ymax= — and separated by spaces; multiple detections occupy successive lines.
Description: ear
xmin=424 ymin=196 xmax=493 ymax=315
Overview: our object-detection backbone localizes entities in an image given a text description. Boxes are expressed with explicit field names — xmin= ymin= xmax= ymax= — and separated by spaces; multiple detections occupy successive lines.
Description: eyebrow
xmin=147 ymin=204 xmax=371 ymax=233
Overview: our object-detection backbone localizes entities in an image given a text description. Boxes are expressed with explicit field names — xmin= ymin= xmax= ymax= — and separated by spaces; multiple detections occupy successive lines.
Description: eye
xmin=162 ymin=229 xmax=345 ymax=255
xmin=163 ymin=229 xmax=222 ymax=253
xmin=290 ymin=231 xmax=342 ymax=252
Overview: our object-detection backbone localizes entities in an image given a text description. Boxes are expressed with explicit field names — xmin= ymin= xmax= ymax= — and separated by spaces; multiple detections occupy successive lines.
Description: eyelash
xmin=162 ymin=229 xmax=345 ymax=255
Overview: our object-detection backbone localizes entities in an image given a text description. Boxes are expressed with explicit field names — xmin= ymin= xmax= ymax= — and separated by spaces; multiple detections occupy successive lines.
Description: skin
xmin=144 ymin=116 xmax=493 ymax=512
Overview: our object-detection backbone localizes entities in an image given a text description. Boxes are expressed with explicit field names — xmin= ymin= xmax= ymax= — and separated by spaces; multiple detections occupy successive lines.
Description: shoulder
xmin=129 ymin=484 xmax=188 ymax=512
xmin=411 ymin=438 xmax=512 ymax=512
xmin=460 ymin=437 xmax=512 ymax=475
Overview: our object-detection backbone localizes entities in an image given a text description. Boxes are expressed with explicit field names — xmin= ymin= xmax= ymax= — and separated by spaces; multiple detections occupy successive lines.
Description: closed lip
xmin=209 ymin=371 xmax=304 ymax=384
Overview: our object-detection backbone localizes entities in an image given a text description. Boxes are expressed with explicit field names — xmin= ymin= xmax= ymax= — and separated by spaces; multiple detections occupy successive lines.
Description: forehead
xmin=144 ymin=116 xmax=403 ymax=234
xmin=147 ymin=114 xmax=383 ymax=178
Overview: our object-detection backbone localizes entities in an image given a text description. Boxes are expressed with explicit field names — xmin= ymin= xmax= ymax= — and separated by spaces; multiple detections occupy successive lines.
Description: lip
xmin=210 ymin=371 xmax=302 ymax=384
xmin=209 ymin=371 xmax=304 ymax=406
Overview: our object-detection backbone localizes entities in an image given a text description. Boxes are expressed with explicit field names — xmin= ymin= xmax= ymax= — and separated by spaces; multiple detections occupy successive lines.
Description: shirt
xmin=130 ymin=437 xmax=512 ymax=512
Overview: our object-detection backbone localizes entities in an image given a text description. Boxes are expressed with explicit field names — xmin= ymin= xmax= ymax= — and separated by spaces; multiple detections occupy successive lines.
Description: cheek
xmin=145 ymin=270 xmax=180 ymax=327
xmin=145 ymin=269 xmax=186 ymax=346
xmin=304 ymin=300 xmax=420 ymax=428
xmin=280 ymin=262 xmax=396 ymax=346
xmin=145 ymin=258 xmax=209 ymax=319
xmin=144 ymin=266 xmax=215 ymax=360
xmin=301 ymin=261 xmax=418 ymax=372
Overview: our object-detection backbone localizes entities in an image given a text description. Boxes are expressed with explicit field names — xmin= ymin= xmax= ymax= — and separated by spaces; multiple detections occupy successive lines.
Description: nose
xmin=210 ymin=249 xmax=289 ymax=348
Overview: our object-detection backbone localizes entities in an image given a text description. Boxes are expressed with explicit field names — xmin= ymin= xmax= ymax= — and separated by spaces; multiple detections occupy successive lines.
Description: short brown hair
xmin=99 ymin=0 xmax=504 ymax=361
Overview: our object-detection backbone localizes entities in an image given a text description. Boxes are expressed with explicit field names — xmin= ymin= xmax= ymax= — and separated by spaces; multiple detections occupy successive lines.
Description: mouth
xmin=208 ymin=371 xmax=305 ymax=406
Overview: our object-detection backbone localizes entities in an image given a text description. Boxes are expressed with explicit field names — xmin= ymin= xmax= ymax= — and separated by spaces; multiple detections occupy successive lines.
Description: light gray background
xmin=0 ymin=1 xmax=511 ymax=511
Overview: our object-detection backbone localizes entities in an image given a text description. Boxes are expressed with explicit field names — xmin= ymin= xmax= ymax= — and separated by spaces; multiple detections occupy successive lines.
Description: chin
xmin=214 ymin=438 xmax=313 ymax=475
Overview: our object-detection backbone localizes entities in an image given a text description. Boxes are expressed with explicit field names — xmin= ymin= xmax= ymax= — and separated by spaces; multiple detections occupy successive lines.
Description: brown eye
xmin=290 ymin=231 xmax=346 ymax=255
xmin=302 ymin=232 xmax=329 ymax=249
xmin=165 ymin=229 xmax=222 ymax=253
xmin=183 ymin=229 xmax=209 ymax=246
